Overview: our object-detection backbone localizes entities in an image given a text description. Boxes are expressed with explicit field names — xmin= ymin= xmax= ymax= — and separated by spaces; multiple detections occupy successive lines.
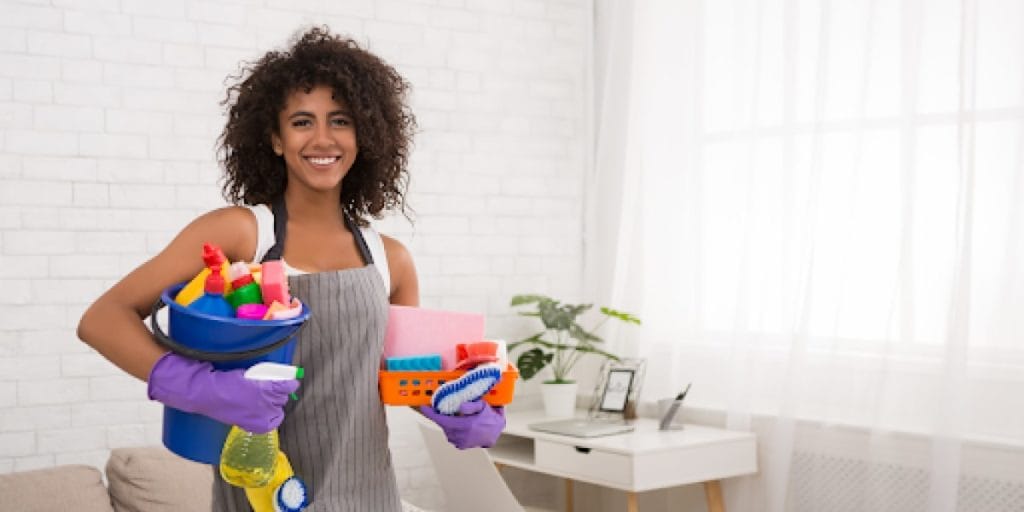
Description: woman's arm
xmin=76 ymin=207 xmax=257 ymax=380
xmin=382 ymin=235 xmax=419 ymax=307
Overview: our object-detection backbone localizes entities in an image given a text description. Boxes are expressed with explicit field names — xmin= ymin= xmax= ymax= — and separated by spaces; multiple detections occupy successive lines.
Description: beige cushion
xmin=0 ymin=464 xmax=115 ymax=512
xmin=105 ymin=446 xmax=213 ymax=512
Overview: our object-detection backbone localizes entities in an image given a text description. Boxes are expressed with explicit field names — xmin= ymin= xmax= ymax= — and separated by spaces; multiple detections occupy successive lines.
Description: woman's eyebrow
xmin=286 ymin=109 xmax=351 ymax=119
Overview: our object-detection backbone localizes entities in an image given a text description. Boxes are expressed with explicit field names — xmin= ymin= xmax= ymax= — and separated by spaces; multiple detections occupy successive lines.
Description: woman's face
xmin=272 ymin=85 xmax=358 ymax=196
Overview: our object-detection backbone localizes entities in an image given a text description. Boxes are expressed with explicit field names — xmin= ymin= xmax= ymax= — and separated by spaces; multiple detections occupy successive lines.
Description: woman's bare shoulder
xmin=186 ymin=205 xmax=259 ymax=262
xmin=380 ymin=234 xmax=419 ymax=306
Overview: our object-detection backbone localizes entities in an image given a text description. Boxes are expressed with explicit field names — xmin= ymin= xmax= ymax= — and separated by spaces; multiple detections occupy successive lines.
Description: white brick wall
xmin=0 ymin=0 xmax=591 ymax=509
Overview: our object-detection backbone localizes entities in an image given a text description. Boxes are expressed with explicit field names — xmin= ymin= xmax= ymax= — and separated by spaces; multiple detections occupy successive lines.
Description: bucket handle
xmin=149 ymin=297 xmax=305 ymax=363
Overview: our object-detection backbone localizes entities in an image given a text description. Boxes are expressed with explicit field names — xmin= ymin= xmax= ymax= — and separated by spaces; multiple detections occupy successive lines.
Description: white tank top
xmin=244 ymin=204 xmax=391 ymax=292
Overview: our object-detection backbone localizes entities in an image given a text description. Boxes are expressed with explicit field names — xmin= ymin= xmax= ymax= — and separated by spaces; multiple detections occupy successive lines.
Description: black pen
xmin=659 ymin=382 xmax=691 ymax=430
xmin=674 ymin=382 xmax=692 ymax=401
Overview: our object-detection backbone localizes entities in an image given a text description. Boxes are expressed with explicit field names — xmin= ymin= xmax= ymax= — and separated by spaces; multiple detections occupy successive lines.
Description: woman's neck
xmin=283 ymin=186 xmax=345 ymax=227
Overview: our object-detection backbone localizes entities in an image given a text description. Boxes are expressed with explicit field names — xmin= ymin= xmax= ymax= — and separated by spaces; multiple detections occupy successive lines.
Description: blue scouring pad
xmin=431 ymin=363 xmax=503 ymax=415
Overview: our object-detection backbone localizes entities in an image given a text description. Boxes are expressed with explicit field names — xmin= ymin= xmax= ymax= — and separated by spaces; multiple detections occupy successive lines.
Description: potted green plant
xmin=508 ymin=294 xmax=640 ymax=418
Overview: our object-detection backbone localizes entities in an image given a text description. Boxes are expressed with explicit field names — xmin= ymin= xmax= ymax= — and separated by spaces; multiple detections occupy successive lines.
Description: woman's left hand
xmin=419 ymin=401 xmax=505 ymax=449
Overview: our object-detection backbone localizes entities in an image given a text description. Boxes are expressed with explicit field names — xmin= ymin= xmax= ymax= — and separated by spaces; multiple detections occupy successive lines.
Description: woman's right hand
xmin=147 ymin=353 xmax=299 ymax=434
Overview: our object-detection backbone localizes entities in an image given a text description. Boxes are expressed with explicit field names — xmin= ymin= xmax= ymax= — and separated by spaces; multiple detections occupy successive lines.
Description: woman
xmin=77 ymin=27 xmax=504 ymax=511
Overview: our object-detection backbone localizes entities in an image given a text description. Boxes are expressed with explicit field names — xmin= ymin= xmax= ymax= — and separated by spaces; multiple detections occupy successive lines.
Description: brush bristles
xmin=274 ymin=476 xmax=308 ymax=512
xmin=432 ymin=364 xmax=503 ymax=415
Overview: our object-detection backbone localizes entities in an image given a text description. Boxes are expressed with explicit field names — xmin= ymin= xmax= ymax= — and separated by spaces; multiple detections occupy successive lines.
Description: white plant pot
xmin=540 ymin=381 xmax=579 ymax=418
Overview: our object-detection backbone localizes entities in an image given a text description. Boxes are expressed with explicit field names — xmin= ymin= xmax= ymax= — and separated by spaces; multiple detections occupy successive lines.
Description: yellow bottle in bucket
xmin=219 ymin=363 xmax=304 ymax=488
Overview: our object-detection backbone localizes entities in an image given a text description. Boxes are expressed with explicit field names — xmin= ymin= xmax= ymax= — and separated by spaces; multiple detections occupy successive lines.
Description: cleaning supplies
xmin=263 ymin=298 xmax=303 ymax=320
xmin=273 ymin=476 xmax=309 ymax=512
xmin=243 ymin=451 xmax=308 ymax=512
xmin=226 ymin=261 xmax=263 ymax=308
xmin=382 ymin=305 xmax=486 ymax=370
xmin=260 ymin=260 xmax=290 ymax=307
xmin=453 ymin=341 xmax=501 ymax=370
xmin=219 ymin=363 xmax=304 ymax=488
xmin=237 ymin=303 xmax=270 ymax=320
xmin=385 ymin=354 xmax=443 ymax=371
xmin=186 ymin=264 xmax=235 ymax=318
xmin=249 ymin=263 xmax=263 ymax=284
xmin=431 ymin=362 xmax=504 ymax=415
xmin=174 ymin=243 xmax=232 ymax=306
xmin=220 ymin=425 xmax=280 ymax=488
xmin=378 ymin=362 xmax=518 ymax=407
xmin=246 ymin=362 xmax=303 ymax=401
xmin=245 ymin=362 xmax=305 ymax=381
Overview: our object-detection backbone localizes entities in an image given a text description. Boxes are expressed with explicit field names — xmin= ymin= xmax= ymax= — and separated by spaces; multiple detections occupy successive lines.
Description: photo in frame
xmin=598 ymin=368 xmax=635 ymax=413
xmin=588 ymin=358 xmax=647 ymax=420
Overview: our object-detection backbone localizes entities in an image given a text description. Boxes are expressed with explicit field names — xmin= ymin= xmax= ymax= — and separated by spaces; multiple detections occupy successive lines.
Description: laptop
xmin=528 ymin=417 xmax=635 ymax=438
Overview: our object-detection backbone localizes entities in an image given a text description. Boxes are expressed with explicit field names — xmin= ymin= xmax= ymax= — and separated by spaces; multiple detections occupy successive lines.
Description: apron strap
xmin=262 ymin=196 xmax=288 ymax=263
xmin=260 ymin=196 xmax=374 ymax=266
xmin=345 ymin=213 xmax=375 ymax=265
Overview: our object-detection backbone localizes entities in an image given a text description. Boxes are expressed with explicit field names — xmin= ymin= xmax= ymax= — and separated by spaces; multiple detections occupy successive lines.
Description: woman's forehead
xmin=281 ymin=85 xmax=349 ymax=111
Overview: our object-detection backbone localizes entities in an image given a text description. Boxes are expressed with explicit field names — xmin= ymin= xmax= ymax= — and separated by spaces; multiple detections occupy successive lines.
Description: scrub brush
xmin=274 ymin=476 xmax=309 ymax=512
xmin=431 ymin=363 xmax=503 ymax=415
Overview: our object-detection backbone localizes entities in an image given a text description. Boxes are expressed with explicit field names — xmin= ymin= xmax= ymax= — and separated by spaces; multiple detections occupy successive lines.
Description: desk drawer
xmin=534 ymin=440 xmax=633 ymax=486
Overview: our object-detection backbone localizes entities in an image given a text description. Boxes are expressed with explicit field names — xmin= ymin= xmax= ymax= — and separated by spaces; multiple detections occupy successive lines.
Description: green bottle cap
xmin=226 ymin=282 xmax=262 ymax=309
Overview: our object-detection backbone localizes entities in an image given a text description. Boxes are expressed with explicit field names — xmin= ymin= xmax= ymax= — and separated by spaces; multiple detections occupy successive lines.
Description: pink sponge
xmin=260 ymin=260 xmax=290 ymax=307
xmin=382 ymin=305 xmax=485 ymax=370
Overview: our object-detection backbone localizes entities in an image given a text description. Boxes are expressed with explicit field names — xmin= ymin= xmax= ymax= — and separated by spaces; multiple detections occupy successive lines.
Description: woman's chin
xmin=290 ymin=172 xmax=347 ymax=194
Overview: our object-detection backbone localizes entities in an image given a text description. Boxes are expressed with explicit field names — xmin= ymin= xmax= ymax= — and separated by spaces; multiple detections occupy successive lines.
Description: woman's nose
xmin=312 ymin=123 xmax=333 ymax=146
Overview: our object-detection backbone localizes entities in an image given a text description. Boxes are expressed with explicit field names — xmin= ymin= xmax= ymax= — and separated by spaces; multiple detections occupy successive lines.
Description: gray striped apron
xmin=212 ymin=198 xmax=402 ymax=512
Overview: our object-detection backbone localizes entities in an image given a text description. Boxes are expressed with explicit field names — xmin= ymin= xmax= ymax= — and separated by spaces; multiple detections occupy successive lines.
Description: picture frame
xmin=588 ymin=358 xmax=647 ymax=420
xmin=598 ymin=368 xmax=635 ymax=413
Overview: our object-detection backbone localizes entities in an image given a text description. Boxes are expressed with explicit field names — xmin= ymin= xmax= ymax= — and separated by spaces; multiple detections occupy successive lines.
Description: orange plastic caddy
xmin=379 ymin=364 xmax=518 ymax=406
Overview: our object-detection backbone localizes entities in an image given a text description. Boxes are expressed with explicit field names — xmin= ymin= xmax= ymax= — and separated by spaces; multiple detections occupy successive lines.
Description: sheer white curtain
xmin=588 ymin=0 xmax=1024 ymax=510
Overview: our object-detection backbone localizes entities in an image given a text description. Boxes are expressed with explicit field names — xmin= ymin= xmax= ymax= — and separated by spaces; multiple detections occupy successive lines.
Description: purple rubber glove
xmin=147 ymin=352 xmax=299 ymax=434
xmin=419 ymin=401 xmax=506 ymax=449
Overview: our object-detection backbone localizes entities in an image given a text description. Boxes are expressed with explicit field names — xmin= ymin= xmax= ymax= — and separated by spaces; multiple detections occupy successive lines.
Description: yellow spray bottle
xmin=244 ymin=451 xmax=308 ymax=512
xmin=219 ymin=363 xmax=303 ymax=488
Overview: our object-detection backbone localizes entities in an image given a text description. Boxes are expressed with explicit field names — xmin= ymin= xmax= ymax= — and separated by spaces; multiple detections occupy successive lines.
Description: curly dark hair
xmin=218 ymin=26 xmax=415 ymax=225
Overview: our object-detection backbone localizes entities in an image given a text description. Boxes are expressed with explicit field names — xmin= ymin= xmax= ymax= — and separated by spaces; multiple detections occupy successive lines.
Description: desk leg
xmin=565 ymin=478 xmax=573 ymax=512
xmin=626 ymin=491 xmax=638 ymax=512
xmin=703 ymin=480 xmax=725 ymax=512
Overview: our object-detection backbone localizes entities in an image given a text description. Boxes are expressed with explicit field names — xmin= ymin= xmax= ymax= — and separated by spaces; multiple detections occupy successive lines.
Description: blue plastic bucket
xmin=150 ymin=283 xmax=310 ymax=464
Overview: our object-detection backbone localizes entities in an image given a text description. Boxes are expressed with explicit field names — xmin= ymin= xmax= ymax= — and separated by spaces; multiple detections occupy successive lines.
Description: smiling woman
xmin=73 ymin=26 xmax=509 ymax=512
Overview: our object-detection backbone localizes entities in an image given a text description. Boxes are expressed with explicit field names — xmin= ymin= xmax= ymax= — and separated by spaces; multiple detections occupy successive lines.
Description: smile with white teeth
xmin=306 ymin=156 xmax=340 ymax=165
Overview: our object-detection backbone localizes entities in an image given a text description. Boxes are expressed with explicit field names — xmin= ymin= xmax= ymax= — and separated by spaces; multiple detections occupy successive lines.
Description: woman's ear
xmin=271 ymin=133 xmax=283 ymax=156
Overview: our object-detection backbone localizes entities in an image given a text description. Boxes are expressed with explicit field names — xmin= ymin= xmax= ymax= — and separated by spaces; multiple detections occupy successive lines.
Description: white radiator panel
xmin=790 ymin=451 xmax=1024 ymax=512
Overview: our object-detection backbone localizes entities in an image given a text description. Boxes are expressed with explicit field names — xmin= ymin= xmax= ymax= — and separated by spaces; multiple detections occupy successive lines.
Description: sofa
xmin=0 ymin=446 xmax=429 ymax=511
xmin=0 ymin=446 xmax=214 ymax=512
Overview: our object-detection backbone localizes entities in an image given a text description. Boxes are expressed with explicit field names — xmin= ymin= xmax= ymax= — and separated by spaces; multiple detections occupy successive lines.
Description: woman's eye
xmin=291 ymin=119 xmax=312 ymax=128
xmin=332 ymin=117 xmax=352 ymax=127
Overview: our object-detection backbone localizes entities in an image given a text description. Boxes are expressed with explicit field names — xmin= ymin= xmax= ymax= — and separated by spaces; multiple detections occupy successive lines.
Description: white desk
xmin=488 ymin=409 xmax=757 ymax=512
